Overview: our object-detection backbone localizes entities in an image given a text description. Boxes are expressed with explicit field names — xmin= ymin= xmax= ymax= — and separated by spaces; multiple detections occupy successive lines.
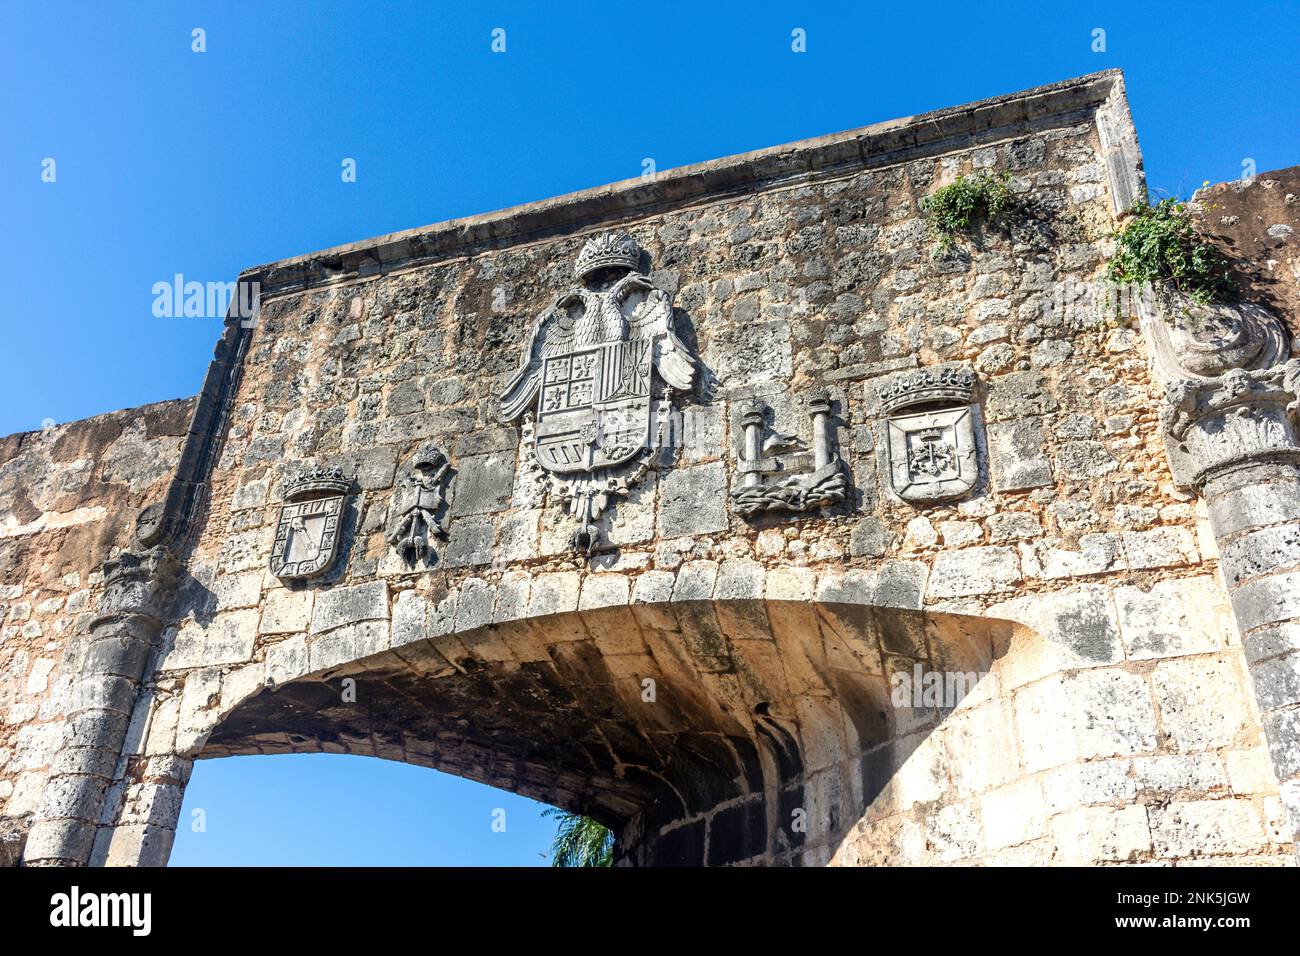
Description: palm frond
xmin=543 ymin=807 xmax=614 ymax=867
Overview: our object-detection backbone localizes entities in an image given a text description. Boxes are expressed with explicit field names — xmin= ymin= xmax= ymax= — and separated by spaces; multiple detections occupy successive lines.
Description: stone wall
xmin=0 ymin=399 xmax=194 ymax=860
xmin=5 ymin=70 xmax=1298 ymax=866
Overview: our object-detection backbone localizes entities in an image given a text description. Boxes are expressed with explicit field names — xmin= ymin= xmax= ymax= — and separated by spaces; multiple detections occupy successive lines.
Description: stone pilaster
xmin=1149 ymin=295 xmax=1300 ymax=850
xmin=23 ymin=548 xmax=178 ymax=866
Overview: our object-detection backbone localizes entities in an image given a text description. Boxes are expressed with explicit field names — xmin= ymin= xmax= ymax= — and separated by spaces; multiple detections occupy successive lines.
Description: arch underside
xmin=201 ymin=598 xmax=1017 ymax=866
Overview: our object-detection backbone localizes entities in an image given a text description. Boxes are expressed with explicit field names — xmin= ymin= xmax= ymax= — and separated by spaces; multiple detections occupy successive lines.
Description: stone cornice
xmin=244 ymin=70 xmax=1134 ymax=299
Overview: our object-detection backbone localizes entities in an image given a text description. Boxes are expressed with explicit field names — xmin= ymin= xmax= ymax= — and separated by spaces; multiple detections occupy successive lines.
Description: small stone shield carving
xmin=879 ymin=366 xmax=979 ymax=503
xmin=270 ymin=465 xmax=351 ymax=580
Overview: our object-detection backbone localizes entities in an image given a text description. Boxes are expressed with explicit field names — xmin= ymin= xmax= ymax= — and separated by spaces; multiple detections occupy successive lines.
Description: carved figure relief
xmin=270 ymin=465 xmax=352 ymax=580
xmin=880 ymin=366 xmax=980 ymax=503
xmin=499 ymin=231 xmax=697 ymax=552
xmin=732 ymin=391 xmax=849 ymax=514
xmin=386 ymin=442 xmax=454 ymax=564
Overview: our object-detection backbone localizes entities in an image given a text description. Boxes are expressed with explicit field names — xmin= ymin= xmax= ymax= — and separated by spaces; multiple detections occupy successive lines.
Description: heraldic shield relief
xmin=269 ymin=465 xmax=352 ymax=580
xmin=880 ymin=366 xmax=980 ymax=503
xmin=499 ymin=231 xmax=697 ymax=552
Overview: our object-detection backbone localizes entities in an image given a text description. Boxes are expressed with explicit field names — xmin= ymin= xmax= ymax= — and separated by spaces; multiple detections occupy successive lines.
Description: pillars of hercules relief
xmin=1146 ymin=294 xmax=1300 ymax=852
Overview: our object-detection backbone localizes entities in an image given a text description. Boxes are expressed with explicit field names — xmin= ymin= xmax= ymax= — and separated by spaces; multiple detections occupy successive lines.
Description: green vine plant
xmin=920 ymin=170 xmax=1018 ymax=251
xmin=1105 ymin=197 xmax=1237 ymax=307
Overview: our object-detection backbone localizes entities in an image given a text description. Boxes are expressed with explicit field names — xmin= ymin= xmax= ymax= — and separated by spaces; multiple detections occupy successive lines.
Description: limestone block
xmin=1227 ymin=747 xmax=1281 ymax=794
xmin=308 ymin=620 xmax=391 ymax=672
xmin=926 ymin=547 xmax=1021 ymax=600
xmin=1149 ymin=799 xmax=1268 ymax=857
xmin=213 ymin=572 xmax=262 ymax=612
xmin=1152 ymin=657 xmax=1251 ymax=752
xmin=849 ymin=516 xmax=894 ymax=557
xmin=1067 ymin=668 xmax=1157 ymax=760
xmin=1041 ymin=760 xmax=1136 ymax=812
xmin=265 ymin=634 xmax=308 ymax=687
xmin=310 ymin=580 xmax=390 ymax=634
xmin=980 ymin=778 xmax=1047 ymax=850
xmin=258 ymin=587 xmax=313 ymax=634
xmin=578 ymin=574 xmax=630 ymax=611
xmin=161 ymin=609 xmax=259 ymax=671
xmin=1121 ymin=527 xmax=1199 ymax=570
xmin=987 ymin=511 xmax=1042 ymax=542
xmin=449 ymin=452 xmax=514 ymax=516
xmin=1132 ymin=754 xmax=1226 ymax=793
xmin=443 ymin=515 xmax=496 ymax=568
xmin=658 ymin=461 xmax=729 ymax=539
xmin=1220 ymin=523 xmax=1300 ymax=589
xmin=715 ymin=559 xmax=767 ymax=600
xmin=1051 ymin=805 xmax=1150 ymax=863
xmin=1114 ymin=577 xmax=1231 ymax=660
xmin=632 ymin=571 xmax=676 ymax=605
xmin=766 ymin=567 xmax=816 ymax=602
xmin=673 ymin=560 xmax=719 ymax=601
xmin=988 ymin=419 xmax=1053 ymax=491
xmin=528 ymin=572 xmax=581 ymax=617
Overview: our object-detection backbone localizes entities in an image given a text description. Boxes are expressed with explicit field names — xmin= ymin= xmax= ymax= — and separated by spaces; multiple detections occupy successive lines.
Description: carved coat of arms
xmin=270 ymin=465 xmax=352 ymax=579
xmin=499 ymin=231 xmax=696 ymax=551
xmin=880 ymin=366 xmax=979 ymax=503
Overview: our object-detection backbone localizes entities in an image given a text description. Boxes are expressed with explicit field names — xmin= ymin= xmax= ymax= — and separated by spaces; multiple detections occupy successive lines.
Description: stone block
xmin=310 ymin=580 xmax=390 ymax=634
xmin=926 ymin=547 xmax=1020 ymax=599
xmin=258 ymin=588 xmax=313 ymax=635
xmin=987 ymin=419 xmax=1053 ymax=491
xmin=715 ymin=559 xmax=767 ymax=600
xmin=1114 ymin=577 xmax=1230 ymax=660
xmin=1152 ymin=657 xmax=1250 ymax=752
xmin=161 ymin=609 xmax=259 ymax=671
xmin=528 ymin=572 xmax=581 ymax=617
xmin=1149 ymin=799 xmax=1267 ymax=857
xmin=443 ymin=515 xmax=496 ymax=568
xmin=1121 ymin=527 xmax=1199 ymax=570
xmin=658 ymin=461 xmax=729 ymax=539
xmin=849 ymin=516 xmax=894 ymax=557
xmin=449 ymin=452 xmax=514 ymax=516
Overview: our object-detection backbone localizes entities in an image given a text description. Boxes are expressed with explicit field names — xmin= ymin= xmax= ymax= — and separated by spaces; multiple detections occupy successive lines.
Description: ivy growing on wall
xmin=920 ymin=170 xmax=1017 ymax=251
xmin=1105 ymin=198 xmax=1237 ymax=305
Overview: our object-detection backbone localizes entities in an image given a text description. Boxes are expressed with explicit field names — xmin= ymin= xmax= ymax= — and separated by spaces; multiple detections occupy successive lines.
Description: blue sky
xmin=3 ymin=1 xmax=1298 ymax=864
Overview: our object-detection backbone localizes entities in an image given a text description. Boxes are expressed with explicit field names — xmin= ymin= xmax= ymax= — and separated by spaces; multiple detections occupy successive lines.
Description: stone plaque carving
xmin=732 ymin=390 xmax=848 ymax=514
xmin=499 ymin=231 xmax=697 ymax=552
xmin=270 ymin=465 xmax=352 ymax=579
xmin=386 ymin=442 xmax=454 ymax=565
xmin=880 ymin=366 xmax=979 ymax=503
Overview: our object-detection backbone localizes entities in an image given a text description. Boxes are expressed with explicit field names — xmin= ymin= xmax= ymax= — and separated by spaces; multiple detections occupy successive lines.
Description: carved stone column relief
xmin=731 ymin=389 xmax=849 ymax=515
xmin=1146 ymin=292 xmax=1300 ymax=852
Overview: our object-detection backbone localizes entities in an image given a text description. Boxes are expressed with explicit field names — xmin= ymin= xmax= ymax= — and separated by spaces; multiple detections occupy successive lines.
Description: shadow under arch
xmin=199 ymin=597 xmax=1029 ymax=866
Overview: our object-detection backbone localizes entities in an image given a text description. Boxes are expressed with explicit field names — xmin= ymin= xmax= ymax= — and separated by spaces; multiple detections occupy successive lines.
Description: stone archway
xmin=192 ymin=595 xmax=1025 ymax=866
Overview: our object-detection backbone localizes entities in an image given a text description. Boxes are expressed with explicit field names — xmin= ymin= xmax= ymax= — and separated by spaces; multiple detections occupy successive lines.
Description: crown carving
xmin=575 ymin=231 xmax=641 ymax=280
xmin=283 ymin=464 xmax=351 ymax=500
xmin=879 ymin=366 xmax=976 ymax=414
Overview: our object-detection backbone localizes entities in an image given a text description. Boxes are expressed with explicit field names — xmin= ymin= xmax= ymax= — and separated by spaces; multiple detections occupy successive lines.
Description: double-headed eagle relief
xmin=499 ymin=231 xmax=697 ymax=552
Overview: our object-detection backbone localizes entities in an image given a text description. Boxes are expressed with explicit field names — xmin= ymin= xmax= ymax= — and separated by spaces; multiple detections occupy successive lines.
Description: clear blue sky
xmin=3 ymin=1 xmax=1298 ymax=864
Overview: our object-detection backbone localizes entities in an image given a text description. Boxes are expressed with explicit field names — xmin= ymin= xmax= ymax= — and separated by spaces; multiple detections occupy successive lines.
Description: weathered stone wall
xmin=1195 ymin=168 xmax=1300 ymax=334
xmin=5 ymin=71 xmax=1297 ymax=866
xmin=0 ymin=399 xmax=194 ymax=858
